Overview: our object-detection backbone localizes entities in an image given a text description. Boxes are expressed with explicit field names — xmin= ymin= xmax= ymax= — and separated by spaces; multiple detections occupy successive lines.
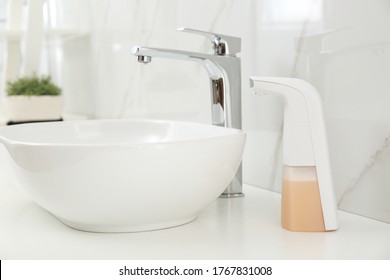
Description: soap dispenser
xmin=250 ymin=77 xmax=338 ymax=232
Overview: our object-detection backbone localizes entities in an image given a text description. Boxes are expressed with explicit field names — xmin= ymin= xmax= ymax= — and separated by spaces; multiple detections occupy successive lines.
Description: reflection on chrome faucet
xmin=131 ymin=27 xmax=243 ymax=198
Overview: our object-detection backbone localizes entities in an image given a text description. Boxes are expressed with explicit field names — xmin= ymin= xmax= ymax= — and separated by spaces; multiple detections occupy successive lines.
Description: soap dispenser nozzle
xmin=250 ymin=77 xmax=338 ymax=232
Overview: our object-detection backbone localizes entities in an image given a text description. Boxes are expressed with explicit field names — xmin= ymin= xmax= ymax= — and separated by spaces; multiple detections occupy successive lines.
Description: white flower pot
xmin=4 ymin=95 xmax=63 ymax=123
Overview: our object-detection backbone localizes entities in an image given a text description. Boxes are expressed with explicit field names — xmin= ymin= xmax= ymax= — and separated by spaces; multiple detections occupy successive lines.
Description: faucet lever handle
xmin=177 ymin=27 xmax=241 ymax=56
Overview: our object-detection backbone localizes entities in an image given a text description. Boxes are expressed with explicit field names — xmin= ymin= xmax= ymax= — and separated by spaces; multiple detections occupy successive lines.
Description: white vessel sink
xmin=0 ymin=119 xmax=245 ymax=232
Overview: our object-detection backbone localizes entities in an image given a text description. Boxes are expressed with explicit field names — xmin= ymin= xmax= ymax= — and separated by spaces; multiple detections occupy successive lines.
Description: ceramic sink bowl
xmin=0 ymin=119 xmax=245 ymax=232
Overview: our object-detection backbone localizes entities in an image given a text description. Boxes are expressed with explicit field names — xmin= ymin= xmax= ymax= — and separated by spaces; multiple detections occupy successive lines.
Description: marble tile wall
xmin=1 ymin=0 xmax=389 ymax=223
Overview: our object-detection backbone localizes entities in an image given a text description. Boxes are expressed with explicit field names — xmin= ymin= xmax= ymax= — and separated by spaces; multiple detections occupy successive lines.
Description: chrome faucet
xmin=131 ymin=27 xmax=243 ymax=198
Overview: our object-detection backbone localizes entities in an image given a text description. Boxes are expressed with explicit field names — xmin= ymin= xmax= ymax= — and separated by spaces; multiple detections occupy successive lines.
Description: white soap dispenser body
xmin=250 ymin=77 xmax=338 ymax=232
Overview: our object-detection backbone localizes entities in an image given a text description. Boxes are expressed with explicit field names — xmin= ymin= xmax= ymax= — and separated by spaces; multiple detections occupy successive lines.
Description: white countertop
xmin=1 ymin=177 xmax=390 ymax=260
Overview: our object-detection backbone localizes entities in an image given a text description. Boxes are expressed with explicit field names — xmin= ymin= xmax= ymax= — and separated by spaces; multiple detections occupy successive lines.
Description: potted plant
xmin=4 ymin=74 xmax=63 ymax=124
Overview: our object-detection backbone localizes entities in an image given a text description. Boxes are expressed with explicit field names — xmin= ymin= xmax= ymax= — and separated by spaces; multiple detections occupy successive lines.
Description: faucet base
xmin=219 ymin=193 xmax=245 ymax=198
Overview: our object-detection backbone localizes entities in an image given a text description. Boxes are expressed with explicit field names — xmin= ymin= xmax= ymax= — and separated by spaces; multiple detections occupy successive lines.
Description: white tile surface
xmin=1 ymin=177 xmax=389 ymax=259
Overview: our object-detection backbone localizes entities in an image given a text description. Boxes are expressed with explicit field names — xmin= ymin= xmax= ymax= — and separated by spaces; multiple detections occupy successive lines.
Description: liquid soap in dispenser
xmin=250 ymin=77 xmax=338 ymax=232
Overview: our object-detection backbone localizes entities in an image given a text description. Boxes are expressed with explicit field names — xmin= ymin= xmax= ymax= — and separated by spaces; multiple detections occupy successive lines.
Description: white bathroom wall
xmin=296 ymin=0 xmax=390 ymax=222
xmin=1 ymin=0 xmax=389 ymax=223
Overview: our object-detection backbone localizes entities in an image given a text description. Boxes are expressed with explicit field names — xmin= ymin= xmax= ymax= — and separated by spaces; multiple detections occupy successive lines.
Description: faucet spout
xmin=131 ymin=46 xmax=224 ymax=80
xmin=137 ymin=55 xmax=152 ymax=64
xmin=131 ymin=45 xmax=241 ymax=128
xmin=131 ymin=28 xmax=243 ymax=197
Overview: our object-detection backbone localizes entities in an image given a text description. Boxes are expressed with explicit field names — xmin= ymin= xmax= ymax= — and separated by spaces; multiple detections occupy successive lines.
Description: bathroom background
xmin=0 ymin=0 xmax=389 ymax=223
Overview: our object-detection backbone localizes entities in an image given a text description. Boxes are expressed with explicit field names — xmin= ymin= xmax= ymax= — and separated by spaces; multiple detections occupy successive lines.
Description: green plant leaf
xmin=6 ymin=75 xmax=62 ymax=96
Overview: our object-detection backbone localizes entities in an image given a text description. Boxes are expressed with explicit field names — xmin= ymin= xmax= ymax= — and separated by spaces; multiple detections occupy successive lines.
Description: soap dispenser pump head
xmin=250 ymin=77 xmax=338 ymax=232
